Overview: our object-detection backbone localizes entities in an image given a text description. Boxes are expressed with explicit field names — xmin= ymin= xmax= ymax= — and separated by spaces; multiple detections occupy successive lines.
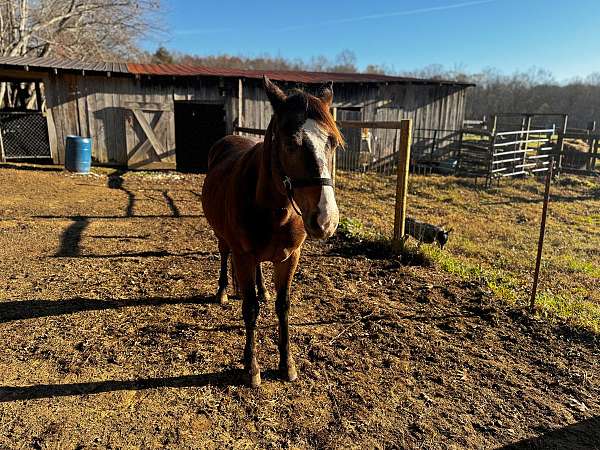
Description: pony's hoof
xmin=215 ymin=291 xmax=228 ymax=304
xmin=247 ymin=371 xmax=261 ymax=387
xmin=280 ymin=365 xmax=298 ymax=382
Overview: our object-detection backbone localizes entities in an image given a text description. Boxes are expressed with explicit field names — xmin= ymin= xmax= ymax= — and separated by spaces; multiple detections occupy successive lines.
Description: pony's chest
xmin=246 ymin=209 xmax=305 ymax=262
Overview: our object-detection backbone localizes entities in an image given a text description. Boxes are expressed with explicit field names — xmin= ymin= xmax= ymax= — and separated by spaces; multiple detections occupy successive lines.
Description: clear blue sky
xmin=144 ymin=0 xmax=600 ymax=81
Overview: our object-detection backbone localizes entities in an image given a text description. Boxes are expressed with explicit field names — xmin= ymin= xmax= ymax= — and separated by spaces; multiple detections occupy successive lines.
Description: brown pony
xmin=201 ymin=77 xmax=344 ymax=386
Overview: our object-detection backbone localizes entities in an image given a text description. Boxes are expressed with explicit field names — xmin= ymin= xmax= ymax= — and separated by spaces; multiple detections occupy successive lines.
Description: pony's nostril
xmin=309 ymin=212 xmax=320 ymax=230
xmin=304 ymin=211 xmax=324 ymax=236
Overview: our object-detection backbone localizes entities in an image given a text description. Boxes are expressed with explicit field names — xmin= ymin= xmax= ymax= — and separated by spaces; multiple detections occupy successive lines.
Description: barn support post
xmin=331 ymin=106 xmax=337 ymax=186
xmin=393 ymin=119 xmax=412 ymax=249
xmin=34 ymin=81 xmax=43 ymax=111
xmin=530 ymin=157 xmax=554 ymax=312
xmin=237 ymin=78 xmax=243 ymax=129
xmin=0 ymin=125 xmax=5 ymax=162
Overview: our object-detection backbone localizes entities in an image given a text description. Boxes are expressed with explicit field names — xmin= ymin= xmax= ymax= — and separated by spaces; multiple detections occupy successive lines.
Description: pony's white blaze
xmin=302 ymin=119 xmax=339 ymax=236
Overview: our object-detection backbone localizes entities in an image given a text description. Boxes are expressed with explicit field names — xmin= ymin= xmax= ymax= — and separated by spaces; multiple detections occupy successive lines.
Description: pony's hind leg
xmin=235 ymin=253 xmax=261 ymax=387
xmin=215 ymin=238 xmax=230 ymax=304
xmin=256 ymin=263 xmax=271 ymax=302
xmin=273 ymin=249 xmax=301 ymax=382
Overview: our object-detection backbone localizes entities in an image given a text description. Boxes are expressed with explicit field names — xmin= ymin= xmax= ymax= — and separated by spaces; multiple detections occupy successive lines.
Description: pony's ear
xmin=263 ymin=76 xmax=286 ymax=112
xmin=447 ymin=228 xmax=454 ymax=234
xmin=317 ymin=81 xmax=333 ymax=106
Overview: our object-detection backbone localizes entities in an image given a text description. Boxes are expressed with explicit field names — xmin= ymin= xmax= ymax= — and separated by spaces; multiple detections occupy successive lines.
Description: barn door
xmin=125 ymin=102 xmax=175 ymax=169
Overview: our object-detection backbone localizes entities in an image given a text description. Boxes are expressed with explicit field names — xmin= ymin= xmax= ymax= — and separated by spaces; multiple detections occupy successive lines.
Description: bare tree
xmin=0 ymin=0 xmax=162 ymax=60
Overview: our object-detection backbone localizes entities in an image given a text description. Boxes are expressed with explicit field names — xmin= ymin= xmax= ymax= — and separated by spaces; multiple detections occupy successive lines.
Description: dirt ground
xmin=0 ymin=164 xmax=597 ymax=449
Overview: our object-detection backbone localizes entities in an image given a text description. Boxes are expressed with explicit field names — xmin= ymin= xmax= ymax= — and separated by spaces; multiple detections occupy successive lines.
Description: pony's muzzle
xmin=305 ymin=207 xmax=339 ymax=240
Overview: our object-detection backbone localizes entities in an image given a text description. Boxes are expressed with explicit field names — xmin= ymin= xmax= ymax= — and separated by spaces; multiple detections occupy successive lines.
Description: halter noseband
xmin=282 ymin=176 xmax=333 ymax=216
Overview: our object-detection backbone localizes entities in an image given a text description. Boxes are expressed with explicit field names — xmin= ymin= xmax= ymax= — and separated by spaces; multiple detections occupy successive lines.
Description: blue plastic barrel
xmin=65 ymin=135 xmax=92 ymax=173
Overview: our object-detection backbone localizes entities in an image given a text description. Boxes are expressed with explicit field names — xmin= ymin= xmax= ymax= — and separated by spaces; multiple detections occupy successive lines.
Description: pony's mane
xmin=289 ymin=89 xmax=345 ymax=148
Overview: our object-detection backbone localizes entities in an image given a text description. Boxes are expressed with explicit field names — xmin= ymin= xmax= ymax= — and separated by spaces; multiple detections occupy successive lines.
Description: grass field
xmin=335 ymin=171 xmax=600 ymax=332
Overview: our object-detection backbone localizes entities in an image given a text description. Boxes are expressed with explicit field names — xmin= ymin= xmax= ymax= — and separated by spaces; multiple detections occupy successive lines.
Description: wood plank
xmin=94 ymin=83 xmax=108 ymax=163
xmin=131 ymin=108 xmax=166 ymax=156
xmin=337 ymin=120 xmax=407 ymax=129
xmin=234 ymin=126 xmax=265 ymax=135
xmin=0 ymin=123 xmax=5 ymax=162
xmin=122 ymin=100 xmax=173 ymax=111
xmin=45 ymin=107 xmax=59 ymax=163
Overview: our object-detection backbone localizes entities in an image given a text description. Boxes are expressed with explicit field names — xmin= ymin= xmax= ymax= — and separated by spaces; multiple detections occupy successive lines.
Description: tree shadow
xmin=162 ymin=190 xmax=181 ymax=217
xmin=0 ymin=295 xmax=214 ymax=323
xmin=108 ymin=169 xmax=135 ymax=217
xmin=54 ymin=215 xmax=90 ymax=257
xmin=499 ymin=416 xmax=600 ymax=449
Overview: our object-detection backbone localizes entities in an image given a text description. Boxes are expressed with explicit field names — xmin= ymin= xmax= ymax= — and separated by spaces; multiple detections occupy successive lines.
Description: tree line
xmin=1 ymin=2 xmax=598 ymax=129
xmin=152 ymin=47 xmax=600 ymax=130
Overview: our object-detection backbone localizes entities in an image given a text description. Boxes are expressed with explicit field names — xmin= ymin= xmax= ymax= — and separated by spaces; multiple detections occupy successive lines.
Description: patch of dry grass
xmin=336 ymin=171 xmax=600 ymax=332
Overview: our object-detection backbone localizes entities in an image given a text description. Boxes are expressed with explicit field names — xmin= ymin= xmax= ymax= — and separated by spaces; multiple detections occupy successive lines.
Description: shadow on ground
xmin=0 ymin=370 xmax=253 ymax=402
xmin=499 ymin=415 xmax=600 ymax=449
xmin=0 ymin=296 xmax=214 ymax=323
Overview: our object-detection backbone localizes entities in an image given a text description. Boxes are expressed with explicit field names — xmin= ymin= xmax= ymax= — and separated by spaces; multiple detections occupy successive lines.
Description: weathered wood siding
xmin=44 ymin=74 xmax=237 ymax=165
xmin=239 ymin=79 xmax=468 ymax=157
xmin=40 ymin=72 xmax=466 ymax=167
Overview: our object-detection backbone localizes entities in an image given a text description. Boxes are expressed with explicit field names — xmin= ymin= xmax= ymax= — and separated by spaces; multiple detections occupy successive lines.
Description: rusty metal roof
xmin=126 ymin=63 xmax=473 ymax=86
xmin=0 ymin=55 xmax=474 ymax=86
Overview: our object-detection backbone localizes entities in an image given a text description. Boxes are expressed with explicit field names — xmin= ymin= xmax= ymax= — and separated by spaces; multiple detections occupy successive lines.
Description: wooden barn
xmin=0 ymin=56 xmax=473 ymax=171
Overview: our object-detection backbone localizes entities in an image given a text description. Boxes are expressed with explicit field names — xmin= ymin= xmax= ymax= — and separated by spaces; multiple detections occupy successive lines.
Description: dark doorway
xmin=175 ymin=102 xmax=226 ymax=172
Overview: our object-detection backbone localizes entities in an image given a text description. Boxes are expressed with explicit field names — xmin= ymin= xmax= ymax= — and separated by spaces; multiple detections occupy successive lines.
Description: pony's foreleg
xmin=273 ymin=249 xmax=301 ymax=382
xmin=234 ymin=254 xmax=261 ymax=387
xmin=215 ymin=239 xmax=230 ymax=304
xmin=256 ymin=264 xmax=271 ymax=302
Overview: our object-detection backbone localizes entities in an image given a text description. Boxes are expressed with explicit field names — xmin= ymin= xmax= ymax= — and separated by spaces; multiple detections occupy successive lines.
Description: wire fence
xmin=0 ymin=111 xmax=51 ymax=160
xmin=234 ymin=117 xmax=598 ymax=183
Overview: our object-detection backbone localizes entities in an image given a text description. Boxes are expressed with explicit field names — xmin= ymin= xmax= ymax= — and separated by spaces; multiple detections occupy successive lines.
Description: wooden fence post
xmin=556 ymin=115 xmax=568 ymax=175
xmin=491 ymin=115 xmax=498 ymax=134
xmin=530 ymin=158 xmax=554 ymax=312
xmin=393 ymin=119 xmax=412 ymax=248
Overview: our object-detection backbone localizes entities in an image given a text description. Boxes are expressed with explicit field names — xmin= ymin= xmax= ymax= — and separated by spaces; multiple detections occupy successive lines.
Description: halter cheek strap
xmin=282 ymin=176 xmax=333 ymax=216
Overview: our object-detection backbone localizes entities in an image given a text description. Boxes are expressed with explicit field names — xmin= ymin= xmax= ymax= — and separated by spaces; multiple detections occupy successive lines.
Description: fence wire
xmin=0 ymin=112 xmax=51 ymax=159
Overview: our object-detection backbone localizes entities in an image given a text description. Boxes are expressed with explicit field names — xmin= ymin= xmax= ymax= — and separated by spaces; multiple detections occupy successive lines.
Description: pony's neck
xmin=255 ymin=118 xmax=288 ymax=209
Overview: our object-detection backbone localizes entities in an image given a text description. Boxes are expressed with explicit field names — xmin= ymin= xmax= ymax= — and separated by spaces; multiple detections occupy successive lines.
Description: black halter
xmin=268 ymin=118 xmax=334 ymax=216
xmin=282 ymin=176 xmax=333 ymax=216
